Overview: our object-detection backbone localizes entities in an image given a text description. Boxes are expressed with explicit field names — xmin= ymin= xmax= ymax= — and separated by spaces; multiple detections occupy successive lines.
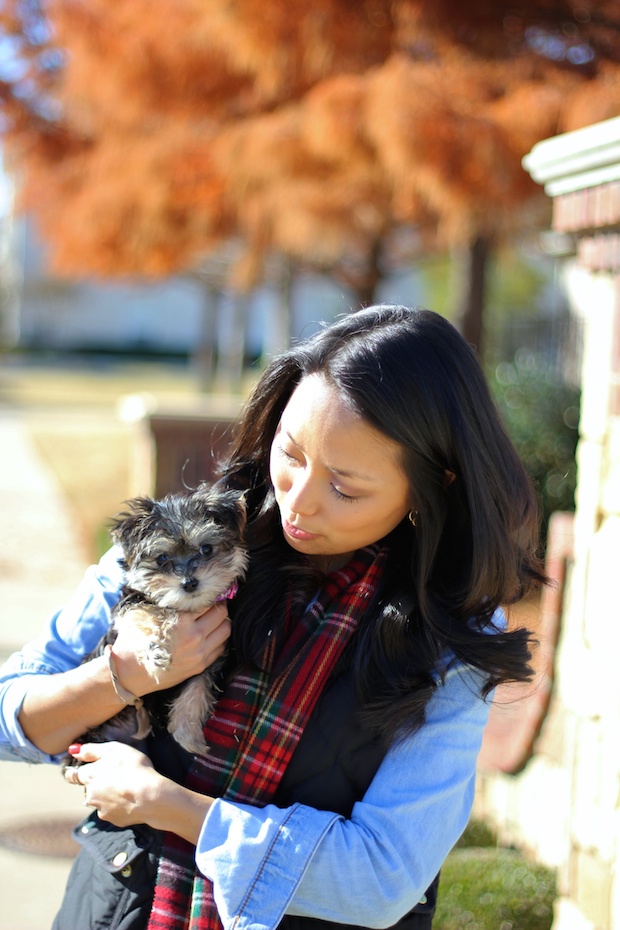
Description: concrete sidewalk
xmin=0 ymin=407 xmax=89 ymax=930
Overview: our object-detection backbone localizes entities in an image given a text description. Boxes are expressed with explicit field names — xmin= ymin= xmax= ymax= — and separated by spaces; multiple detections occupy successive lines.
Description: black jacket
xmin=54 ymin=667 xmax=439 ymax=930
xmin=272 ymin=669 xmax=439 ymax=930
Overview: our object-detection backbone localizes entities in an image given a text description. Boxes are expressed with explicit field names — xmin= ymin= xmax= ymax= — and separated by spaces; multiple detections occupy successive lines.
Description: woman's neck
xmin=308 ymin=552 xmax=354 ymax=575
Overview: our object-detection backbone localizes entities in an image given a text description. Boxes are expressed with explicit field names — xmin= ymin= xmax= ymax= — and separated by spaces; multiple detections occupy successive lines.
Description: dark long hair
xmin=222 ymin=305 xmax=543 ymax=742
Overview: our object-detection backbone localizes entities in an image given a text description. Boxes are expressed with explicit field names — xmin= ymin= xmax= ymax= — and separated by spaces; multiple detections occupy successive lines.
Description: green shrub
xmin=434 ymin=847 xmax=556 ymax=930
xmin=456 ymin=818 xmax=497 ymax=849
xmin=490 ymin=354 xmax=580 ymax=545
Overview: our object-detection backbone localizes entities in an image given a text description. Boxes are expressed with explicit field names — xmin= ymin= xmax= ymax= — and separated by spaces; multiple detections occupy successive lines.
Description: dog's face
xmin=111 ymin=484 xmax=248 ymax=610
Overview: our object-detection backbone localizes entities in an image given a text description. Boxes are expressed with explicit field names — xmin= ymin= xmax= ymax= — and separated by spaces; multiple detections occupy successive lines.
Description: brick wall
xmin=475 ymin=121 xmax=620 ymax=930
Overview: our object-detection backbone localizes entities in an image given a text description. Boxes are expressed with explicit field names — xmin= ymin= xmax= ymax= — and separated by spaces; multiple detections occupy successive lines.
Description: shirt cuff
xmin=0 ymin=674 xmax=56 ymax=763
xmin=196 ymin=799 xmax=340 ymax=930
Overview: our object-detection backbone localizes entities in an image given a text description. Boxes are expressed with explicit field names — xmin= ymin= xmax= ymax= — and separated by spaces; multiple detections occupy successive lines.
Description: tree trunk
xmin=215 ymin=292 xmax=246 ymax=390
xmin=355 ymin=275 xmax=379 ymax=310
xmin=355 ymin=239 xmax=383 ymax=309
xmin=454 ymin=234 xmax=493 ymax=357
xmin=335 ymin=239 xmax=383 ymax=309
xmin=191 ymin=279 xmax=218 ymax=391
xmin=264 ymin=257 xmax=293 ymax=361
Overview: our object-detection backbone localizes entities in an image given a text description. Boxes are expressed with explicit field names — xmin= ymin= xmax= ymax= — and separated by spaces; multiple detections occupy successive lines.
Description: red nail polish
xmin=68 ymin=743 xmax=82 ymax=755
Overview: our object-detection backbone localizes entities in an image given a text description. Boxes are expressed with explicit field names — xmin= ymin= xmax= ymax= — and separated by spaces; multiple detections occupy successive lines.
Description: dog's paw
xmin=175 ymin=731 xmax=210 ymax=756
xmin=167 ymin=712 xmax=210 ymax=756
xmin=144 ymin=641 xmax=172 ymax=670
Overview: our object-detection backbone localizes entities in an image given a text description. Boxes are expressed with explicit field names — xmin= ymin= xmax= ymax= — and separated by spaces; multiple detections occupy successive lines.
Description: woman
xmin=0 ymin=306 xmax=542 ymax=930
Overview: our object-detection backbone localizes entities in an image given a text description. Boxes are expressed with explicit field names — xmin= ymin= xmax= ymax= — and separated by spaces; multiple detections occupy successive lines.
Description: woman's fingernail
xmin=68 ymin=743 xmax=82 ymax=755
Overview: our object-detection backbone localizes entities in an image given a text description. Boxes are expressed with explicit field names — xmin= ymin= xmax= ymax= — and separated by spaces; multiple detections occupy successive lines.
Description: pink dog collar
xmin=215 ymin=581 xmax=239 ymax=603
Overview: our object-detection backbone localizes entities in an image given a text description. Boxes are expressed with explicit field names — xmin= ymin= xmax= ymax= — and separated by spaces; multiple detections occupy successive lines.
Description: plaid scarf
xmin=147 ymin=543 xmax=387 ymax=930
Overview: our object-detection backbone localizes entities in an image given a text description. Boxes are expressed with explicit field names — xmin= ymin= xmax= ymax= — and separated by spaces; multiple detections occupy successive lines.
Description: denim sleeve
xmin=0 ymin=547 xmax=124 ymax=763
xmin=195 ymin=659 xmax=492 ymax=930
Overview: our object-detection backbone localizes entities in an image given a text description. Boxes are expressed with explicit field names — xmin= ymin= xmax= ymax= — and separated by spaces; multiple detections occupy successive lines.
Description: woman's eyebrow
xmin=330 ymin=466 xmax=378 ymax=482
xmin=283 ymin=430 xmax=377 ymax=483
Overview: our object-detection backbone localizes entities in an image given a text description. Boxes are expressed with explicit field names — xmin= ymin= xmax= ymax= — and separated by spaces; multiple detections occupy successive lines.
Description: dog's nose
xmin=182 ymin=577 xmax=199 ymax=593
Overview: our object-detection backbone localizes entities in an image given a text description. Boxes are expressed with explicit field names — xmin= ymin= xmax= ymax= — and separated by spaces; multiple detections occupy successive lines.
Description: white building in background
xmin=13 ymin=218 xmax=214 ymax=355
xmin=4 ymin=209 xmax=428 ymax=359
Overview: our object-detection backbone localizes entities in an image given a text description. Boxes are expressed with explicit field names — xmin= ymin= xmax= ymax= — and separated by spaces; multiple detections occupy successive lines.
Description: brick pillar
xmin=475 ymin=116 xmax=620 ymax=930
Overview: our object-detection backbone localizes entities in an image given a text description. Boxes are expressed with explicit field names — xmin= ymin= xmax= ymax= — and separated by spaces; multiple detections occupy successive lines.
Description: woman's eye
xmin=200 ymin=543 xmax=213 ymax=557
xmin=155 ymin=553 xmax=170 ymax=566
xmin=331 ymin=486 xmax=356 ymax=503
xmin=278 ymin=445 xmax=299 ymax=464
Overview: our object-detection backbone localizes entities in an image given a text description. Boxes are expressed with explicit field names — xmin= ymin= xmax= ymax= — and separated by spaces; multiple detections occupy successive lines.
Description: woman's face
xmin=270 ymin=374 xmax=411 ymax=566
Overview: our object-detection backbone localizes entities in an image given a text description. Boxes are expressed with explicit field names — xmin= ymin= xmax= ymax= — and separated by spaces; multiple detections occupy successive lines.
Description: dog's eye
xmin=155 ymin=553 xmax=170 ymax=566
xmin=200 ymin=544 xmax=213 ymax=558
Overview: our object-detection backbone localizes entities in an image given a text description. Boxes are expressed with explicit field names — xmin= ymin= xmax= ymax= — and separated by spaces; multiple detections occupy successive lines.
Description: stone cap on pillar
xmin=524 ymin=116 xmax=620 ymax=268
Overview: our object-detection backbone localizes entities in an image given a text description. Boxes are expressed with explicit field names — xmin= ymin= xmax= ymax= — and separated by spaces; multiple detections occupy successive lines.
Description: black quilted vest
xmin=56 ymin=665 xmax=439 ymax=930
xmin=270 ymin=670 xmax=440 ymax=930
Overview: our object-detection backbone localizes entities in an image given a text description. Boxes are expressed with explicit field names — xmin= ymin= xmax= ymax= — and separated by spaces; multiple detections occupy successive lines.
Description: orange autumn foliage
xmin=1 ymin=0 xmax=620 ymax=284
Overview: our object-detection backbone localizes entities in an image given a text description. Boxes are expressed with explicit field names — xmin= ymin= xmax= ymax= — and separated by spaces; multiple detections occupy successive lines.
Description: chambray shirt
xmin=0 ymin=547 xmax=494 ymax=930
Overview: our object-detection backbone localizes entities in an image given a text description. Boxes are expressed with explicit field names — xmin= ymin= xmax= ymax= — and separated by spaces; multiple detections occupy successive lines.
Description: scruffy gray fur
xmin=66 ymin=483 xmax=247 ymax=764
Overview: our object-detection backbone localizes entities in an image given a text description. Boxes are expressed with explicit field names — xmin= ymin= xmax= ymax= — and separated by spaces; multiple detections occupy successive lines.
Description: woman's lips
xmin=283 ymin=518 xmax=319 ymax=541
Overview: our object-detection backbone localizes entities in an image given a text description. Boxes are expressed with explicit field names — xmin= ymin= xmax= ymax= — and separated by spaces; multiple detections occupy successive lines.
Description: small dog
xmin=67 ymin=482 xmax=248 ymax=763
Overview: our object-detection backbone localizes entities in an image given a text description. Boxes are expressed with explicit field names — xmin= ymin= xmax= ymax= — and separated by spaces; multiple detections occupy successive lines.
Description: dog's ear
xmin=195 ymin=484 xmax=247 ymax=536
xmin=109 ymin=496 xmax=158 ymax=557
xmin=223 ymin=489 xmax=247 ymax=535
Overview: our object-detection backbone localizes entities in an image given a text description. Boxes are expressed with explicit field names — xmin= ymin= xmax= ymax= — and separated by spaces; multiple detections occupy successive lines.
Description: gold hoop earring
xmin=408 ymin=511 xmax=418 ymax=527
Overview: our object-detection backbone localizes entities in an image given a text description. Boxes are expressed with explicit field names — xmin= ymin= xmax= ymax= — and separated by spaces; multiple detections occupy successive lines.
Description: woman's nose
xmin=286 ymin=471 xmax=319 ymax=516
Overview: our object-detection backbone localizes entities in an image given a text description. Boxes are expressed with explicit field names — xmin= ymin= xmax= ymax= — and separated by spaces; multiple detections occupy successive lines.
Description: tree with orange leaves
xmin=2 ymin=0 xmax=620 ymax=356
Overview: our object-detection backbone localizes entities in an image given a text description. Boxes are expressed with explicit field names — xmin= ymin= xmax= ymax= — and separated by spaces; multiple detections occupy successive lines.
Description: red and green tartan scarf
xmin=147 ymin=542 xmax=387 ymax=930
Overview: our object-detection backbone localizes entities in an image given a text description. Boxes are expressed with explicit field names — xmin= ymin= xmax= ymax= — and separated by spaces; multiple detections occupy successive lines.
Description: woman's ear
xmin=445 ymin=470 xmax=456 ymax=486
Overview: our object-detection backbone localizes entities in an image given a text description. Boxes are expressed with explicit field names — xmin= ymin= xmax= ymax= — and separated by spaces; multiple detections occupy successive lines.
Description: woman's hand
xmin=110 ymin=602 xmax=232 ymax=697
xmin=65 ymin=741 xmax=162 ymax=827
xmin=19 ymin=603 xmax=231 ymax=757
xmin=66 ymin=742 xmax=215 ymax=842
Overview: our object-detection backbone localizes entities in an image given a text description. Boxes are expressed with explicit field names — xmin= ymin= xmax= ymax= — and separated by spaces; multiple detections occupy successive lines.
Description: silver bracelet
xmin=105 ymin=644 xmax=144 ymax=709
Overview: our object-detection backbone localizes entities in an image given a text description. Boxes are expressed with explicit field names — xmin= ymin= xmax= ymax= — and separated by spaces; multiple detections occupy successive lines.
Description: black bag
xmin=52 ymin=812 xmax=162 ymax=930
